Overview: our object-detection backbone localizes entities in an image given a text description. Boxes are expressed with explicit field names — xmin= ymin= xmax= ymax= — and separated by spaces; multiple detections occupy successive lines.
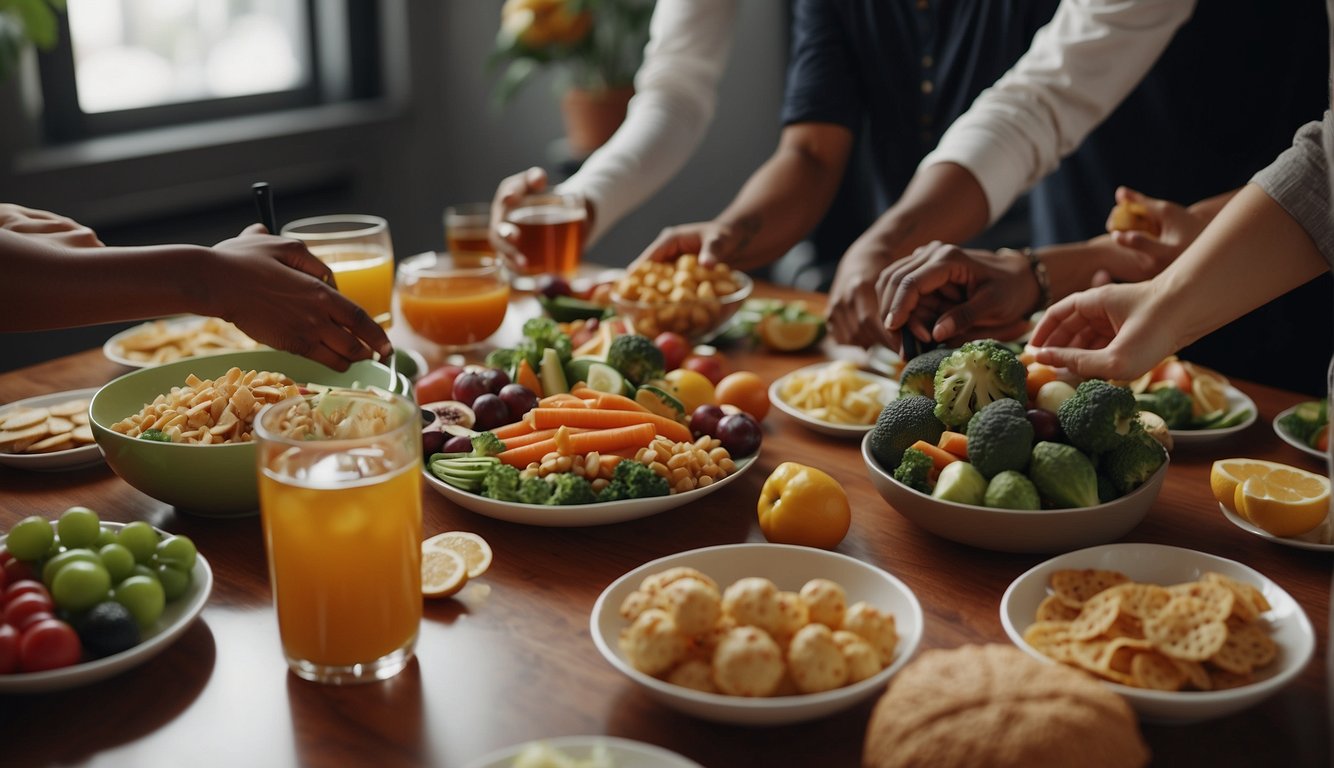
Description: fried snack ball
xmin=844 ymin=601 xmax=899 ymax=666
xmin=690 ymin=614 xmax=738 ymax=660
xmin=619 ymin=589 xmax=653 ymax=622
xmin=641 ymin=566 xmax=719 ymax=597
xmin=771 ymin=590 xmax=811 ymax=641
xmin=619 ymin=608 xmax=687 ymax=676
xmin=801 ymin=578 xmax=848 ymax=629
xmin=658 ymin=576 xmax=723 ymax=637
xmin=666 ymin=658 xmax=717 ymax=693
xmin=721 ymin=577 xmax=781 ymax=632
xmin=787 ymin=623 xmax=850 ymax=694
xmin=833 ymin=630 xmax=883 ymax=683
xmin=712 ymin=626 xmax=785 ymax=697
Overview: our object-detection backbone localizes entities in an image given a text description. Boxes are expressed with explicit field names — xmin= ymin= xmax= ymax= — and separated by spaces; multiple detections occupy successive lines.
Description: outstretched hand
xmin=1028 ymin=281 xmax=1173 ymax=381
xmin=490 ymin=166 xmax=549 ymax=272
xmin=1097 ymin=186 xmax=1203 ymax=286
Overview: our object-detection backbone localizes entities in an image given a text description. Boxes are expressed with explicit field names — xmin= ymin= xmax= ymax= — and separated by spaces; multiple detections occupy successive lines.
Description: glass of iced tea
xmin=396 ymin=251 xmax=510 ymax=351
xmin=504 ymin=190 xmax=587 ymax=289
xmin=444 ymin=202 xmax=495 ymax=257
xmin=255 ymin=388 xmax=422 ymax=684
xmin=282 ymin=214 xmax=395 ymax=325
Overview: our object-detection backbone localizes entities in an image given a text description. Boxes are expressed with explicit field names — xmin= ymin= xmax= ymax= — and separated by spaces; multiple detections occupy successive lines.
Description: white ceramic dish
xmin=1000 ymin=542 xmax=1315 ymax=723
xmin=1272 ymin=403 xmax=1326 ymax=461
xmin=768 ymin=363 xmax=899 ymax=439
xmin=103 ymin=314 xmax=261 ymax=368
xmin=590 ymin=543 xmax=924 ymax=726
xmin=464 ymin=736 xmax=702 ymax=768
xmin=1168 ymin=385 xmax=1257 ymax=444
xmin=1218 ymin=503 xmax=1334 ymax=552
xmin=862 ymin=433 xmax=1165 ymax=553
xmin=0 ymin=388 xmax=103 ymax=472
xmin=424 ymin=453 xmax=759 ymax=527
xmin=0 ymin=522 xmax=213 ymax=693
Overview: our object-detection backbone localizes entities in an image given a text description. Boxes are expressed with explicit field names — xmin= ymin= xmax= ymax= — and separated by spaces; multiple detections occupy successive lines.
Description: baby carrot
xmin=528 ymin=407 xmax=692 ymax=443
xmin=497 ymin=422 xmax=657 ymax=468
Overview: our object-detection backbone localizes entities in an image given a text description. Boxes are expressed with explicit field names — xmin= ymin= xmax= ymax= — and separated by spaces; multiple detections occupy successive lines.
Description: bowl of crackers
xmin=609 ymin=255 xmax=752 ymax=342
xmin=1000 ymin=542 xmax=1315 ymax=723
xmin=590 ymin=543 xmax=923 ymax=726
xmin=90 ymin=350 xmax=410 ymax=516
xmin=0 ymin=388 xmax=103 ymax=472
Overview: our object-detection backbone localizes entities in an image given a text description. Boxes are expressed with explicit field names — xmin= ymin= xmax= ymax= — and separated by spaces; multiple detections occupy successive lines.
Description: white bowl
xmin=1000 ymin=543 xmax=1315 ymax=723
xmin=1169 ymin=385 xmax=1257 ymax=445
xmin=768 ymin=362 xmax=898 ymax=439
xmin=463 ymin=736 xmax=701 ymax=768
xmin=862 ymin=433 xmax=1165 ymax=553
xmin=590 ymin=543 xmax=923 ymax=726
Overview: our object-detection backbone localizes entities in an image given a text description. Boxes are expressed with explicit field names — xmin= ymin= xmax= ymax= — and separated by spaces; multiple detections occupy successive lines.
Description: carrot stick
xmin=497 ymin=422 xmax=657 ymax=468
xmin=500 ymin=427 xmax=588 ymax=451
xmin=569 ymin=386 xmax=650 ymax=413
xmin=528 ymin=407 xmax=692 ymax=443
xmin=539 ymin=393 xmax=587 ymax=408
xmin=909 ymin=440 xmax=958 ymax=473
xmin=491 ymin=420 xmax=536 ymax=439
xmin=937 ymin=431 xmax=969 ymax=460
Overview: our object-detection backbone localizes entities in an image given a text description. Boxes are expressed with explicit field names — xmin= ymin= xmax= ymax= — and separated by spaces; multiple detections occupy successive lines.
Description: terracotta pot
xmin=561 ymin=86 xmax=633 ymax=157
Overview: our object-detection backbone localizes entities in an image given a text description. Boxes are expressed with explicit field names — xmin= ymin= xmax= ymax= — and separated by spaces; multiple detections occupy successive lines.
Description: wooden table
xmin=1 ymin=284 xmax=1329 ymax=767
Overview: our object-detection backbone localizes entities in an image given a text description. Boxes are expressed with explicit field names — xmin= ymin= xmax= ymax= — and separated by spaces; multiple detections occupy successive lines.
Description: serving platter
xmin=1272 ymin=403 xmax=1326 ymax=461
xmin=0 ymin=388 xmax=103 ymax=472
xmin=1218 ymin=503 xmax=1334 ymax=552
xmin=1168 ymin=385 xmax=1257 ymax=444
xmin=769 ymin=362 xmax=898 ymax=439
xmin=423 ymin=453 xmax=759 ymax=527
xmin=464 ymin=736 xmax=702 ymax=768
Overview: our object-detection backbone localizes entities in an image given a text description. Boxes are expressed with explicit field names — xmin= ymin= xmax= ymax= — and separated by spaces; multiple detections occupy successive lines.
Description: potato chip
xmin=1208 ymin=668 xmax=1256 ymax=690
xmin=1166 ymin=581 xmax=1234 ymax=623
xmin=1210 ymin=621 xmax=1277 ymax=674
xmin=1036 ymin=594 xmax=1081 ymax=622
xmin=1069 ymin=591 xmax=1124 ymax=640
xmin=1050 ymin=569 xmax=1131 ymax=607
xmin=1131 ymin=650 xmax=1186 ymax=691
xmin=1143 ymin=596 xmax=1228 ymax=661
xmin=1171 ymin=658 xmax=1213 ymax=691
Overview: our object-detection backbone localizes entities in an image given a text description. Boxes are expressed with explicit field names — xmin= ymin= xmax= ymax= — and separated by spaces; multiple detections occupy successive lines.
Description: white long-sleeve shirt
xmin=556 ymin=0 xmax=738 ymax=245
xmin=920 ymin=0 xmax=1196 ymax=224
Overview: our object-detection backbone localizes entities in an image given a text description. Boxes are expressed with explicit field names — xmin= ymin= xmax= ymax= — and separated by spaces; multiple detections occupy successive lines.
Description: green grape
xmin=98 ymin=543 xmax=136 ymax=583
xmin=42 ymin=548 xmax=100 ymax=586
xmin=130 ymin=564 xmax=157 ymax=582
xmin=52 ymin=560 xmax=112 ymax=612
xmin=155 ymin=536 xmax=197 ymax=572
xmin=56 ymin=507 xmax=101 ymax=549
xmin=95 ymin=528 xmax=119 ymax=548
xmin=117 ymin=522 xmax=159 ymax=564
xmin=114 ymin=575 xmax=165 ymax=628
xmin=155 ymin=563 xmax=191 ymax=601
xmin=45 ymin=535 xmax=64 ymax=559
xmin=6 ymin=516 xmax=55 ymax=561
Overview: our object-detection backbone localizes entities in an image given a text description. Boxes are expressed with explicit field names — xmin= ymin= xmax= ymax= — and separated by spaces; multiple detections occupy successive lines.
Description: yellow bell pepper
xmin=757 ymin=462 xmax=851 ymax=549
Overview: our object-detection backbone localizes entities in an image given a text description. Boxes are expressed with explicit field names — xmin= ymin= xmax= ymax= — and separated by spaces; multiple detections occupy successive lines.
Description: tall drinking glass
xmin=397 ymin=251 xmax=510 ymax=351
xmin=282 ymin=215 xmax=395 ymax=325
xmin=256 ymin=389 xmax=422 ymax=684
xmin=504 ymin=191 xmax=587 ymax=289
xmin=444 ymin=203 xmax=495 ymax=257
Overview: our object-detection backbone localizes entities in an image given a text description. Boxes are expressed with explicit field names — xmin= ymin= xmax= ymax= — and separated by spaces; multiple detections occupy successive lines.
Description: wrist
xmin=998 ymin=247 xmax=1049 ymax=315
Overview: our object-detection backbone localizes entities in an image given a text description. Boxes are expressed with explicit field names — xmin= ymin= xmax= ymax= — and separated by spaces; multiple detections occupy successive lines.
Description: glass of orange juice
xmin=255 ymin=389 xmax=422 ymax=684
xmin=444 ymin=203 xmax=495 ymax=257
xmin=282 ymin=214 xmax=395 ymax=325
xmin=397 ymin=251 xmax=510 ymax=351
xmin=503 ymin=191 xmax=587 ymax=290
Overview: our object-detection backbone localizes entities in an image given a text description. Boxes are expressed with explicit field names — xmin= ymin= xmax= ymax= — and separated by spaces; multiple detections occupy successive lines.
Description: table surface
xmin=1 ymin=283 xmax=1329 ymax=768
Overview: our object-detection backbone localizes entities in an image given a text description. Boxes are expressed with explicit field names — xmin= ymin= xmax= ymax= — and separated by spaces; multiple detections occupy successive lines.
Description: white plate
xmin=1000 ymin=543 xmax=1315 ymax=723
xmin=0 ymin=522 xmax=213 ymax=693
xmin=1168 ymin=385 xmax=1257 ymax=444
xmin=464 ymin=736 xmax=702 ymax=768
xmin=768 ymin=363 xmax=898 ymax=439
xmin=0 ymin=388 xmax=104 ymax=472
xmin=424 ymin=453 xmax=759 ymax=527
xmin=591 ymin=543 xmax=924 ymax=726
xmin=1272 ymin=403 xmax=1326 ymax=461
xmin=103 ymin=314 xmax=260 ymax=368
xmin=1218 ymin=502 xmax=1334 ymax=552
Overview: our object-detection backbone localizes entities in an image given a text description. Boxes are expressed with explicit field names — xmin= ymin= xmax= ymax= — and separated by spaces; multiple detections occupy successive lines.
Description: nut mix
xmin=614 ymin=254 xmax=742 ymax=338
xmin=111 ymin=367 xmax=301 ymax=445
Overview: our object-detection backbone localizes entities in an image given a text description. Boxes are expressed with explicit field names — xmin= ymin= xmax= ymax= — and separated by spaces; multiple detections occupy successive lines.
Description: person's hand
xmin=634 ymin=220 xmax=749 ymax=268
xmin=826 ymin=239 xmax=897 ymax=349
xmin=208 ymin=224 xmax=391 ymax=371
xmin=1028 ymin=281 xmax=1174 ymax=381
xmin=490 ymin=166 xmax=548 ymax=272
xmin=1096 ymin=187 xmax=1205 ymax=286
xmin=876 ymin=242 xmax=1037 ymax=352
xmin=0 ymin=204 xmax=104 ymax=248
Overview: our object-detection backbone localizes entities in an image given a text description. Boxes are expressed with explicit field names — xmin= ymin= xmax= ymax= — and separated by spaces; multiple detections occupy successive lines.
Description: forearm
xmin=853 ymin=162 xmax=991 ymax=266
xmin=1036 ymin=235 xmax=1119 ymax=301
xmin=1186 ymin=188 xmax=1240 ymax=222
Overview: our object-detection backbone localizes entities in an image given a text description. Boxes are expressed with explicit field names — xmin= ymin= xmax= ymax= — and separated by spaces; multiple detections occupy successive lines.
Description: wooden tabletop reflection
xmin=1 ymin=283 xmax=1329 ymax=768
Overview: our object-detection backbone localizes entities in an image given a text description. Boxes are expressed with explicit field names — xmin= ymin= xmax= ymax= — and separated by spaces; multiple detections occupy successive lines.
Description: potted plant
xmin=0 ymin=0 xmax=65 ymax=83
xmin=492 ymin=0 xmax=654 ymax=158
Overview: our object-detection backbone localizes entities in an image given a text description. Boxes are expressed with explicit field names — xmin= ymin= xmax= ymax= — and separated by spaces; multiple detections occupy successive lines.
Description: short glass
xmin=255 ymin=389 xmax=422 ymax=685
xmin=444 ymin=202 xmax=495 ymax=257
xmin=282 ymin=214 xmax=395 ymax=325
xmin=504 ymin=190 xmax=587 ymax=288
xmin=397 ymin=251 xmax=510 ymax=350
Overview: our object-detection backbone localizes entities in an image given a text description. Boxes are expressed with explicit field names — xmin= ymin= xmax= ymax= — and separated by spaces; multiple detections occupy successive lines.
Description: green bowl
xmin=91 ymin=350 xmax=412 ymax=517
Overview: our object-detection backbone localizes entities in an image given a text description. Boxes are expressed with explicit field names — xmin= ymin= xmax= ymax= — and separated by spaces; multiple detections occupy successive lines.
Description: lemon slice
xmin=757 ymin=313 xmax=824 ymax=352
xmin=1191 ymin=375 xmax=1230 ymax=418
xmin=1234 ymin=467 xmax=1330 ymax=538
xmin=424 ymin=530 xmax=493 ymax=579
xmin=1210 ymin=458 xmax=1292 ymax=514
xmin=421 ymin=546 xmax=468 ymax=598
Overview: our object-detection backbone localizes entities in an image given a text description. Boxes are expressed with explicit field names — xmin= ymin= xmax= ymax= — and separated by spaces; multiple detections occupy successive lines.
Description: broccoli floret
xmin=429 ymin=456 xmax=501 ymax=492
xmin=470 ymin=431 xmax=507 ymax=457
xmin=892 ymin=447 xmax=934 ymax=493
xmin=1136 ymin=386 xmax=1193 ymax=430
xmin=868 ymin=395 xmax=947 ymax=471
xmin=513 ymin=317 xmax=574 ymax=371
xmin=547 ymin=473 xmax=597 ymax=505
xmin=1102 ymin=426 xmax=1167 ymax=495
xmin=898 ymin=347 xmax=956 ymax=398
xmin=518 ymin=475 xmax=555 ymax=505
xmin=485 ymin=348 xmax=519 ymax=378
xmin=1096 ymin=472 xmax=1118 ymax=504
xmin=597 ymin=460 xmax=670 ymax=502
xmin=984 ymin=470 xmax=1040 ymax=510
xmin=605 ymin=334 xmax=666 ymax=385
xmin=1057 ymin=379 xmax=1138 ymax=454
xmin=1278 ymin=400 xmax=1328 ymax=447
xmin=932 ymin=340 xmax=1028 ymax=428
xmin=966 ymin=399 xmax=1035 ymax=479
xmin=481 ymin=464 xmax=523 ymax=501
xmin=1028 ymin=441 xmax=1100 ymax=508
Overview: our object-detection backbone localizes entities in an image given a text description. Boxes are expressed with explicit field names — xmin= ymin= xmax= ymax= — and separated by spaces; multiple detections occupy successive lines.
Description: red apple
xmin=653 ymin=332 xmax=690 ymax=371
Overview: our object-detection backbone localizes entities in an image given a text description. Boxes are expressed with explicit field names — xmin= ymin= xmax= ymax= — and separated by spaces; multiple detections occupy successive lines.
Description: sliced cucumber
xmin=540 ymin=347 xmax=569 ymax=396
xmin=585 ymin=362 xmax=626 ymax=395
xmin=635 ymin=385 xmax=687 ymax=422
xmin=564 ymin=356 xmax=606 ymax=388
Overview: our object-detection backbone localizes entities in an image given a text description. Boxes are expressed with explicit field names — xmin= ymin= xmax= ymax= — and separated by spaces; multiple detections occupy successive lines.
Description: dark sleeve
xmin=780 ymin=0 xmax=861 ymax=129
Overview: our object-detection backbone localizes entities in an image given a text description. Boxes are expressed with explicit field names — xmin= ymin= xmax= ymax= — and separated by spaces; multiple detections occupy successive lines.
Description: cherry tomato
xmin=1315 ymin=424 xmax=1329 ymax=452
xmin=416 ymin=365 xmax=465 ymax=405
xmin=1 ymin=556 xmax=35 ymax=585
xmin=0 ymin=560 xmax=7 ymax=595
xmin=5 ymin=592 xmax=55 ymax=631
xmin=682 ymin=354 xmax=725 ymax=386
xmin=5 ymin=579 xmax=50 ymax=604
xmin=19 ymin=618 xmax=81 ymax=672
xmin=0 ymin=624 xmax=17 ymax=674
xmin=1153 ymin=359 xmax=1192 ymax=393
xmin=653 ymin=332 xmax=691 ymax=371
xmin=15 ymin=610 xmax=55 ymax=632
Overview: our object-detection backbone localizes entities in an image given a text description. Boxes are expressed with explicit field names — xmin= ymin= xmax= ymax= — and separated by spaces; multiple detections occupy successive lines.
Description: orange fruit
xmin=1210 ymin=459 xmax=1290 ymax=514
xmin=714 ymin=371 xmax=770 ymax=421
xmin=424 ymin=531 xmax=493 ymax=579
xmin=1234 ymin=468 xmax=1329 ymax=538
xmin=664 ymin=368 xmax=716 ymax=415
xmin=421 ymin=547 xmax=468 ymax=598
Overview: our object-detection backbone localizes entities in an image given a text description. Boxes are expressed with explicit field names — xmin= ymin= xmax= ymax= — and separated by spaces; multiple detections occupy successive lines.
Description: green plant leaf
xmin=10 ymin=0 xmax=58 ymax=49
